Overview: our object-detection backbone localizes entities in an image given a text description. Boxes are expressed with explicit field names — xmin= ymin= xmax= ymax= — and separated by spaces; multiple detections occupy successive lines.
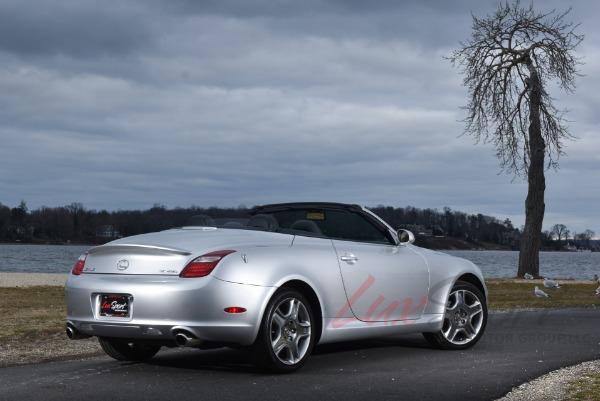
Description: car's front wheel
xmin=423 ymin=280 xmax=487 ymax=350
xmin=252 ymin=289 xmax=315 ymax=373
xmin=98 ymin=337 xmax=161 ymax=361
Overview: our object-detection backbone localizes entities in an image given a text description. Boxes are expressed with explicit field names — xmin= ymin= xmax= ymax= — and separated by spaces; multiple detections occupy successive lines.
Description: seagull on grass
xmin=534 ymin=286 xmax=550 ymax=298
xmin=595 ymin=286 xmax=600 ymax=296
xmin=543 ymin=278 xmax=560 ymax=289
xmin=524 ymin=273 xmax=534 ymax=280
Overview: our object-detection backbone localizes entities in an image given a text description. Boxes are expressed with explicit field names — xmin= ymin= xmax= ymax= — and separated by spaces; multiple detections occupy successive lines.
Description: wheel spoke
xmin=455 ymin=290 xmax=464 ymax=307
xmin=289 ymin=299 xmax=300 ymax=321
xmin=272 ymin=310 xmax=286 ymax=328
xmin=297 ymin=321 xmax=311 ymax=337
xmin=464 ymin=322 xmax=476 ymax=338
xmin=468 ymin=302 xmax=483 ymax=317
xmin=442 ymin=320 xmax=452 ymax=338
xmin=447 ymin=325 xmax=459 ymax=342
xmin=272 ymin=337 xmax=286 ymax=355
xmin=289 ymin=338 xmax=300 ymax=362
xmin=447 ymin=291 xmax=461 ymax=311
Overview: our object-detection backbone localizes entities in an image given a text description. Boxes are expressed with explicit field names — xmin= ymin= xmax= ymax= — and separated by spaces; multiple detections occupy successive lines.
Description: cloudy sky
xmin=0 ymin=0 xmax=598 ymax=233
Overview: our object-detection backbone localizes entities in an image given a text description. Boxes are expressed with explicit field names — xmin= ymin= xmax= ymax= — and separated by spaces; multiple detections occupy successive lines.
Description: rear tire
xmin=423 ymin=280 xmax=487 ymax=350
xmin=252 ymin=289 xmax=316 ymax=373
xmin=98 ymin=338 xmax=161 ymax=361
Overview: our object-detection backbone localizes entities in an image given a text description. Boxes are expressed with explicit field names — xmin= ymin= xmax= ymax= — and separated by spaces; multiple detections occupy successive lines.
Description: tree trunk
xmin=517 ymin=66 xmax=546 ymax=278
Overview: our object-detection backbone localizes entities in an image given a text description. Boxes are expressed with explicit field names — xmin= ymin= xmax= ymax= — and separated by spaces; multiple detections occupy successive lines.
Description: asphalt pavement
xmin=1 ymin=308 xmax=599 ymax=401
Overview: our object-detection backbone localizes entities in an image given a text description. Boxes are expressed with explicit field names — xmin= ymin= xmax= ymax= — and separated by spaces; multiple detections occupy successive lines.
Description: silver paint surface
xmin=66 ymin=207 xmax=486 ymax=346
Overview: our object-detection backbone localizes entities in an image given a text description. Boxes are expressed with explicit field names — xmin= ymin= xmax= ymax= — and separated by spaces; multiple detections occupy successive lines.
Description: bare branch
xmin=449 ymin=1 xmax=582 ymax=175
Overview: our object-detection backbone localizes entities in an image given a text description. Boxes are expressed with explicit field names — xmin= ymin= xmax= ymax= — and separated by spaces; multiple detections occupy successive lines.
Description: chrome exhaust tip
xmin=66 ymin=324 xmax=90 ymax=340
xmin=66 ymin=325 xmax=75 ymax=339
xmin=174 ymin=333 xmax=189 ymax=346
xmin=174 ymin=331 xmax=202 ymax=347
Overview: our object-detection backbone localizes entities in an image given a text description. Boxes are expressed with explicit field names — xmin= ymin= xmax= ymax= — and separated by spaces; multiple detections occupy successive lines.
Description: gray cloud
xmin=0 ymin=0 xmax=598 ymax=233
xmin=0 ymin=0 xmax=154 ymax=58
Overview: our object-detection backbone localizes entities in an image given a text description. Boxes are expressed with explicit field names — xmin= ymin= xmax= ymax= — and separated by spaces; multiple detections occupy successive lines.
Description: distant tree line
xmin=0 ymin=201 xmax=596 ymax=251
xmin=369 ymin=206 xmax=520 ymax=248
xmin=544 ymin=224 xmax=596 ymax=251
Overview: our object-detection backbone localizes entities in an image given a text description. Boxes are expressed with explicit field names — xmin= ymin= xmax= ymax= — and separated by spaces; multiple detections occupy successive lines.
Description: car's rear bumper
xmin=66 ymin=274 xmax=275 ymax=346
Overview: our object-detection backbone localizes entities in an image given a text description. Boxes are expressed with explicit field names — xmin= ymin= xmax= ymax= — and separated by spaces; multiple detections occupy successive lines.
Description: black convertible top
xmin=251 ymin=202 xmax=363 ymax=214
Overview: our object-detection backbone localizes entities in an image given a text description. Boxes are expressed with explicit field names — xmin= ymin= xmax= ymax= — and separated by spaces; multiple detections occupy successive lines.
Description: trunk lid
xmin=83 ymin=227 xmax=292 ymax=275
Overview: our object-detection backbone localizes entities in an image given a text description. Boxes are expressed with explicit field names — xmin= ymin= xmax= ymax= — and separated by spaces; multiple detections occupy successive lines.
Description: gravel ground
xmin=0 ymin=273 xmax=68 ymax=287
xmin=0 ymin=333 xmax=101 ymax=368
xmin=497 ymin=359 xmax=600 ymax=401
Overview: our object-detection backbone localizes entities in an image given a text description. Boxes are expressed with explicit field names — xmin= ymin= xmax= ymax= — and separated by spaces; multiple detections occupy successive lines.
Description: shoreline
xmin=1 ymin=272 xmax=598 ymax=288
xmin=0 ymin=273 xmax=68 ymax=287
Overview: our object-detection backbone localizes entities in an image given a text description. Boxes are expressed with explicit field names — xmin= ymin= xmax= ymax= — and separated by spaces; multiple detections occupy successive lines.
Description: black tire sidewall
xmin=99 ymin=337 xmax=160 ymax=361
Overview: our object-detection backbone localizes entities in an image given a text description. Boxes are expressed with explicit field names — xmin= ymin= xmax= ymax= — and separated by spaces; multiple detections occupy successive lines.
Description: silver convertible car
xmin=66 ymin=202 xmax=488 ymax=372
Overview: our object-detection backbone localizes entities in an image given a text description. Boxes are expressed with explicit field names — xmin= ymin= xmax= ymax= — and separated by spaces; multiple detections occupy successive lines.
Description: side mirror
xmin=397 ymin=229 xmax=415 ymax=245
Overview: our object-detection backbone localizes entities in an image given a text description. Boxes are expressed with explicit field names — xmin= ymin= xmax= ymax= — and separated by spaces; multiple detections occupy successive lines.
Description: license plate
xmin=100 ymin=294 xmax=130 ymax=317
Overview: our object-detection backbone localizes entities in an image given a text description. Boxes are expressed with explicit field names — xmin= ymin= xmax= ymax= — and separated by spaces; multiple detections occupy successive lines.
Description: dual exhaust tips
xmin=66 ymin=324 xmax=202 ymax=348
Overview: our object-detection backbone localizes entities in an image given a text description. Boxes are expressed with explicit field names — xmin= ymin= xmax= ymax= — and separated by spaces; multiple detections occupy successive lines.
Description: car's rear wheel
xmin=252 ymin=289 xmax=315 ymax=373
xmin=423 ymin=280 xmax=487 ymax=350
xmin=98 ymin=337 xmax=161 ymax=361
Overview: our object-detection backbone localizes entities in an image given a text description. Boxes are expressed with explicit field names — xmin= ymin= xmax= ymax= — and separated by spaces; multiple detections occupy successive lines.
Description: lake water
xmin=446 ymin=250 xmax=600 ymax=280
xmin=0 ymin=244 xmax=89 ymax=274
xmin=0 ymin=244 xmax=598 ymax=279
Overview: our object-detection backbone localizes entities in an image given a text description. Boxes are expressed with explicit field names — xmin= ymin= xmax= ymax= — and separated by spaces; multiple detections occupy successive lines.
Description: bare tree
xmin=450 ymin=1 xmax=582 ymax=277
xmin=550 ymin=223 xmax=568 ymax=244
xmin=576 ymin=229 xmax=595 ymax=249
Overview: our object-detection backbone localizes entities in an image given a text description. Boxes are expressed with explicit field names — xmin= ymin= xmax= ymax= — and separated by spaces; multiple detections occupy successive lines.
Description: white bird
xmin=534 ymin=286 xmax=550 ymax=298
xmin=524 ymin=273 xmax=534 ymax=280
xmin=595 ymin=286 xmax=600 ymax=296
xmin=543 ymin=278 xmax=560 ymax=288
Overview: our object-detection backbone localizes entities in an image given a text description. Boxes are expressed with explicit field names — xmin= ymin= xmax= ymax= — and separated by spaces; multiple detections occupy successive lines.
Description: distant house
xmin=564 ymin=243 xmax=577 ymax=252
xmin=419 ymin=228 xmax=434 ymax=237
xmin=96 ymin=225 xmax=121 ymax=239
xmin=401 ymin=224 xmax=435 ymax=237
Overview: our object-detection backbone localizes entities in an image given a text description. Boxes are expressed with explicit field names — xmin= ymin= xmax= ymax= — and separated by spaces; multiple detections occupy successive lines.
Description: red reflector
xmin=224 ymin=307 xmax=247 ymax=314
xmin=180 ymin=250 xmax=236 ymax=278
xmin=72 ymin=253 xmax=87 ymax=275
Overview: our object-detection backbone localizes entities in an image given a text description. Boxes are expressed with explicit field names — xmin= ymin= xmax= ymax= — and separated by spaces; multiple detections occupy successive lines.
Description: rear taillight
xmin=72 ymin=253 xmax=87 ymax=275
xmin=179 ymin=250 xmax=236 ymax=278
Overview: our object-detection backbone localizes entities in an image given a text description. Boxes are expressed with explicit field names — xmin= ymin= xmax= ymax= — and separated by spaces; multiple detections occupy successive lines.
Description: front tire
xmin=98 ymin=338 xmax=161 ymax=361
xmin=252 ymin=289 xmax=316 ymax=373
xmin=423 ymin=280 xmax=487 ymax=350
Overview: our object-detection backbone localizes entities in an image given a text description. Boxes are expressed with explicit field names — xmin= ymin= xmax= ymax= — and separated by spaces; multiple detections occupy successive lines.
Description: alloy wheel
xmin=269 ymin=297 xmax=312 ymax=365
xmin=442 ymin=289 xmax=484 ymax=345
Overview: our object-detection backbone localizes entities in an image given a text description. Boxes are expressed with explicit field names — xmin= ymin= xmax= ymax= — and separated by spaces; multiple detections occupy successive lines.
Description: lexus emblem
xmin=117 ymin=259 xmax=130 ymax=270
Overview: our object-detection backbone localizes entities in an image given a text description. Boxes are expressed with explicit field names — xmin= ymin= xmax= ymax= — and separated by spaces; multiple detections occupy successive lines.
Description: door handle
xmin=340 ymin=254 xmax=359 ymax=264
